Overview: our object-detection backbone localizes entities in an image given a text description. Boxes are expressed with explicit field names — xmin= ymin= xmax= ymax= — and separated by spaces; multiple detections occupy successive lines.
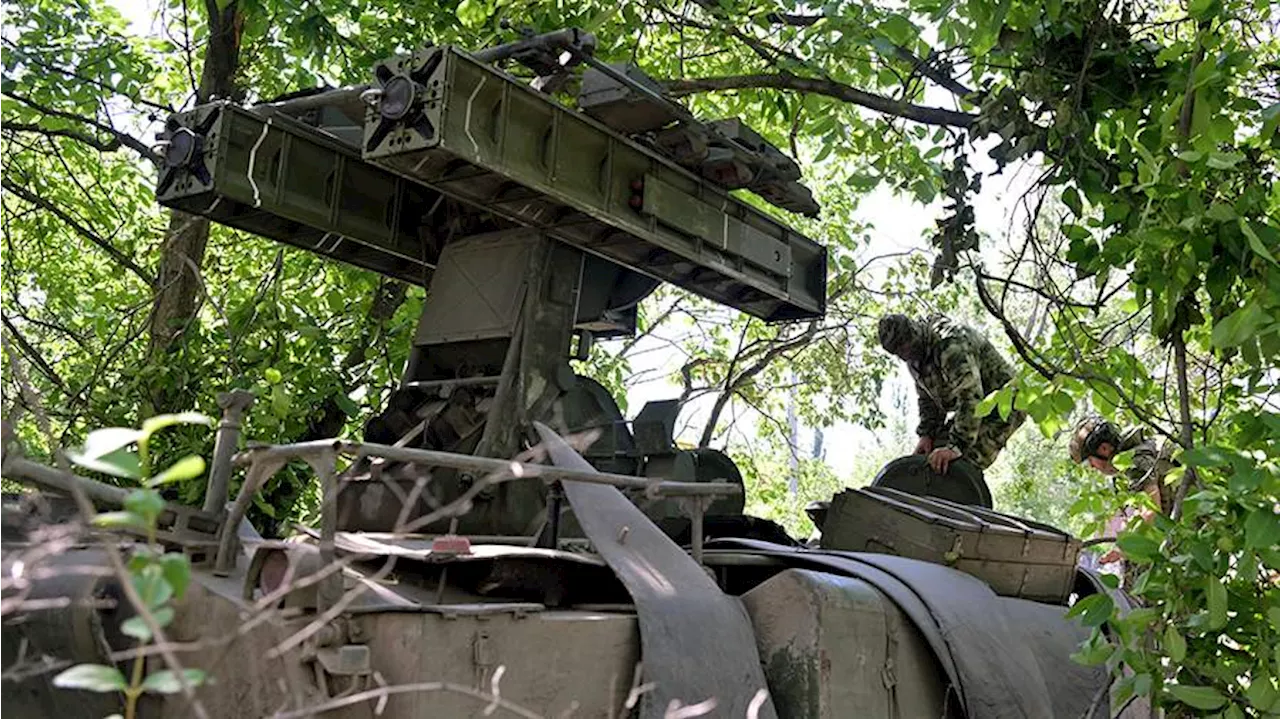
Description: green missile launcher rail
xmin=361 ymin=45 xmax=826 ymax=322
xmin=154 ymin=102 xmax=505 ymax=286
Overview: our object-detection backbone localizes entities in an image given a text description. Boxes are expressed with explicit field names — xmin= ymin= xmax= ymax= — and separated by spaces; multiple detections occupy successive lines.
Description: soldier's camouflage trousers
xmin=945 ymin=409 xmax=1028 ymax=469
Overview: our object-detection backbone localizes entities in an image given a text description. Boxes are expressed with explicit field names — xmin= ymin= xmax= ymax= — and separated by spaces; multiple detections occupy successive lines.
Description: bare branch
xmin=1 ymin=178 xmax=157 ymax=288
xmin=1 ymin=315 xmax=68 ymax=392
xmin=3 ymin=122 xmax=123 ymax=154
xmin=663 ymin=74 xmax=976 ymax=128
xmin=760 ymin=11 xmax=976 ymax=96
xmin=2 ymin=91 xmax=159 ymax=164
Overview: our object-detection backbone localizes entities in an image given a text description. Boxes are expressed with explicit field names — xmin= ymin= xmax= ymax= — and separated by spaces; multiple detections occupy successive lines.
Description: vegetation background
xmin=2 ymin=0 xmax=1277 ymax=714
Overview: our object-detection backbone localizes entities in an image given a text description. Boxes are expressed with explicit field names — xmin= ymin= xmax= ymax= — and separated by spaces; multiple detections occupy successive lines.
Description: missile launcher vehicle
xmin=2 ymin=27 xmax=1142 ymax=719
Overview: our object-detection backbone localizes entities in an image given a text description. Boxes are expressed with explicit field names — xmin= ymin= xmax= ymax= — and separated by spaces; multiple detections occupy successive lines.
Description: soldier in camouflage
xmin=1068 ymin=416 xmax=1177 ymax=517
xmin=877 ymin=313 xmax=1026 ymax=473
xmin=1068 ymin=416 xmax=1178 ymax=588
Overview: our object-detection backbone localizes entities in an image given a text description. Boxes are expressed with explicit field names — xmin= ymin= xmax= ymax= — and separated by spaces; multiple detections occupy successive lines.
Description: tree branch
xmin=698 ymin=323 xmax=820 ymax=447
xmin=763 ymin=11 xmax=975 ymax=96
xmin=663 ymin=74 xmax=976 ymax=128
xmin=2 ymin=91 xmax=158 ymax=163
xmin=2 ymin=179 xmax=157 ymax=288
xmin=2 ymin=121 xmax=123 ymax=154
xmin=1 ymin=315 xmax=68 ymax=393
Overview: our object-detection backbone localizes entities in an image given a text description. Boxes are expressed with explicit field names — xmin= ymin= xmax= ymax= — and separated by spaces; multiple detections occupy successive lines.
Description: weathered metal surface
xmin=355 ymin=608 xmax=639 ymax=718
xmin=820 ymin=485 xmax=1082 ymax=603
xmin=740 ymin=568 xmax=949 ymax=718
xmin=203 ymin=389 xmax=255 ymax=514
xmin=705 ymin=538 xmax=1109 ymax=719
xmin=155 ymin=102 xmax=478 ymax=285
xmin=577 ymin=62 xmax=680 ymax=133
xmin=533 ymin=422 xmax=777 ymax=719
xmin=871 ymin=454 xmax=993 ymax=508
xmin=361 ymin=45 xmax=825 ymax=322
xmin=0 ymin=549 xmax=129 ymax=719
xmin=1 ymin=456 xmax=221 ymax=540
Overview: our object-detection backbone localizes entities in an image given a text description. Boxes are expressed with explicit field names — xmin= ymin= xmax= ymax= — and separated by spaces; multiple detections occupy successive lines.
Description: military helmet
xmin=877 ymin=314 xmax=917 ymax=354
xmin=1068 ymin=415 xmax=1121 ymax=463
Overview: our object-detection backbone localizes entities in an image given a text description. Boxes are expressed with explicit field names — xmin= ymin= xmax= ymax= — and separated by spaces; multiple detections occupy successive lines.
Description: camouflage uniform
xmin=1069 ymin=418 xmax=1177 ymax=515
xmin=1111 ymin=426 xmax=1177 ymax=516
xmin=895 ymin=315 xmax=1025 ymax=469
xmin=1069 ymin=419 xmax=1178 ymax=591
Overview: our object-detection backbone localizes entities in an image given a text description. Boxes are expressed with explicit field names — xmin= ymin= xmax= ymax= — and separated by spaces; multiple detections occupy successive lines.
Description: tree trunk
xmin=144 ymin=0 xmax=243 ymax=412
xmin=787 ymin=374 xmax=799 ymax=495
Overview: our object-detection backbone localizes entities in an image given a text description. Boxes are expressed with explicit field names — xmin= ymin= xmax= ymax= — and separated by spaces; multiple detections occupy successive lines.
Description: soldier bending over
xmin=877 ymin=313 xmax=1026 ymax=473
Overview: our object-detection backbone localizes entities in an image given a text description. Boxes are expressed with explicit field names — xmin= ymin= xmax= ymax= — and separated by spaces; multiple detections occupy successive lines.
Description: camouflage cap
xmin=877 ymin=314 xmax=918 ymax=354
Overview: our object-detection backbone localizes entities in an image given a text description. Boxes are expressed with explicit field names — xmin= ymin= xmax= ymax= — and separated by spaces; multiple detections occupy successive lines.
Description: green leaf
xmin=1062 ymin=187 xmax=1082 ymax=217
xmin=1244 ymin=508 xmax=1280 ymax=550
xmin=1063 ymin=223 xmax=1091 ymax=242
xmin=1206 ymin=576 xmax=1228 ymax=629
xmin=149 ymin=455 xmax=206 ymax=487
xmin=133 ymin=564 xmax=174 ymax=610
xmin=270 ymin=384 xmax=291 ymax=418
xmin=124 ymin=489 xmax=164 ymax=523
xmin=1176 ymin=150 xmax=1203 ymax=163
xmin=997 ymin=388 xmax=1015 ymax=421
xmin=1239 ymin=219 xmax=1278 ymax=265
xmin=1168 ymin=685 xmax=1227 ymax=711
xmin=1164 ymin=625 xmax=1186 ymax=663
xmin=69 ymin=428 xmax=143 ymax=478
xmin=1180 ymin=445 xmax=1240 ymax=467
xmin=1206 ymin=151 xmax=1244 ymax=169
xmin=1116 ymin=534 xmax=1160 ymax=563
xmin=76 ymin=427 xmax=143 ymax=460
xmin=159 ymin=553 xmax=191 ymax=600
xmin=120 ymin=606 xmax=175 ymax=641
xmin=334 ymin=392 xmax=360 ymax=418
xmin=1133 ymin=673 xmax=1152 ymax=697
xmin=141 ymin=669 xmax=206 ymax=694
xmin=1246 ymin=674 xmax=1279 ymax=712
xmin=69 ymin=447 xmax=143 ymax=479
xmin=141 ymin=412 xmax=212 ymax=436
xmin=53 ymin=664 xmax=127 ymax=692
xmin=456 ymin=0 xmax=487 ymax=27
xmin=1187 ymin=0 xmax=1214 ymax=17
xmin=91 ymin=511 xmax=146 ymax=530
xmin=1211 ymin=302 xmax=1270 ymax=349
xmin=877 ymin=15 xmax=917 ymax=46
xmin=1205 ymin=203 xmax=1236 ymax=222
xmin=1067 ymin=593 xmax=1114 ymax=628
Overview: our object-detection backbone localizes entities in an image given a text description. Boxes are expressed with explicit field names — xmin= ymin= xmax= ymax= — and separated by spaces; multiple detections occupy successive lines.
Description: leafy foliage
xmin=52 ymin=412 xmax=212 ymax=719
xmin=4 ymin=0 xmax=1278 ymax=714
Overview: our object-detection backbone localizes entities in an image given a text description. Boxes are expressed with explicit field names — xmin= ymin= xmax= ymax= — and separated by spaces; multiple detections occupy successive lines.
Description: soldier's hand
xmin=914 ymin=436 xmax=934 ymax=455
xmin=928 ymin=447 xmax=960 ymax=474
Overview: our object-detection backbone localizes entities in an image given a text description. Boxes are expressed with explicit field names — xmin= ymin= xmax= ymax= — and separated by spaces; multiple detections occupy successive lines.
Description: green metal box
xmin=820 ymin=486 xmax=1082 ymax=604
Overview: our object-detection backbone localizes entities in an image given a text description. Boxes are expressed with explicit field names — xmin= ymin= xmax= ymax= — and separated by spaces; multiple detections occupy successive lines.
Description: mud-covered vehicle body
xmin=2 ymin=28 xmax=1141 ymax=719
